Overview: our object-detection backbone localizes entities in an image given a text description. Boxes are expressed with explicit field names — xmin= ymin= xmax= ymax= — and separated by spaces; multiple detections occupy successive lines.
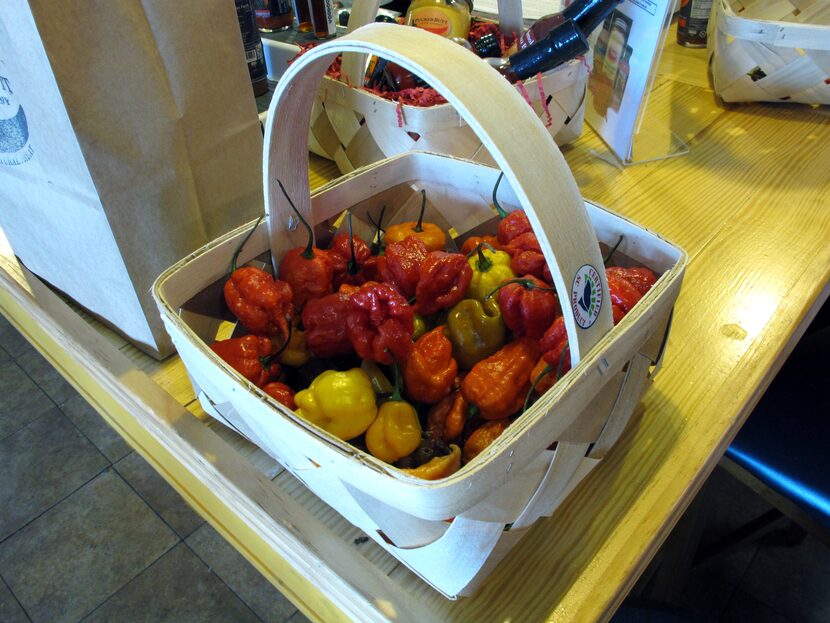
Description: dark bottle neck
xmin=563 ymin=0 xmax=624 ymax=37
xmin=508 ymin=19 xmax=589 ymax=81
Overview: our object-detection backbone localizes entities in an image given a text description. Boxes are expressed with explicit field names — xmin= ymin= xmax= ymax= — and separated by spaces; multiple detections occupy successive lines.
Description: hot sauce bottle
xmin=515 ymin=0 xmax=623 ymax=51
xmin=405 ymin=0 xmax=473 ymax=40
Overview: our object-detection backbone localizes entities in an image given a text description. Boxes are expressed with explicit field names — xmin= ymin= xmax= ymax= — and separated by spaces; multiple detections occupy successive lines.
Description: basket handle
xmin=340 ymin=0 xmax=526 ymax=85
xmin=263 ymin=23 xmax=613 ymax=363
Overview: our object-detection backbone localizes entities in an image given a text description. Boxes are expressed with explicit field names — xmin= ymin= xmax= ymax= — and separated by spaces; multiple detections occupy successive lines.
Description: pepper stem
xmin=231 ymin=215 xmax=264 ymax=273
xmin=261 ymin=320 xmax=294 ymax=368
xmin=523 ymin=364 xmax=555 ymax=413
xmin=484 ymin=278 xmax=556 ymax=301
xmin=346 ymin=210 xmax=360 ymax=275
xmin=603 ymin=235 xmax=624 ymax=266
xmin=390 ymin=360 xmax=403 ymax=402
xmin=276 ymin=179 xmax=314 ymax=260
xmin=413 ymin=189 xmax=427 ymax=233
xmin=492 ymin=172 xmax=508 ymax=219
xmin=475 ymin=243 xmax=493 ymax=272
xmin=369 ymin=205 xmax=386 ymax=255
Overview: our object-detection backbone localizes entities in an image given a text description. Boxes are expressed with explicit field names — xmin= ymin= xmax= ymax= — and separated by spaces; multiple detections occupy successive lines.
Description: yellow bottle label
xmin=409 ymin=7 xmax=454 ymax=36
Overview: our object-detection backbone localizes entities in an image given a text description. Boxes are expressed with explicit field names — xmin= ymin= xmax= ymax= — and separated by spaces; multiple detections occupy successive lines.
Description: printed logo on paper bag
xmin=571 ymin=264 xmax=603 ymax=329
xmin=0 ymin=73 xmax=34 ymax=166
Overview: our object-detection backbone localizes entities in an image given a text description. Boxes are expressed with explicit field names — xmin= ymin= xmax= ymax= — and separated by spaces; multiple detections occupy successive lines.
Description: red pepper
xmin=210 ymin=335 xmax=281 ymax=388
xmin=346 ymin=281 xmax=414 ymax=364
xmin=223 ymin=266 xmax=293 ymax=341
xmin=607 ymin=266 xmax=657 ymax=297
xmin=275 ymin=180 xmax=333 ymax=308
xmin=328 ymin=211 xmax=371 ymax=289
xmin=503 ymin=231 xmax=547 ymax=281
xmin=262 ymin=382 xmax=297 ymax=410
xmin=605 ymin=271 xmax=643 ymax=313
xmin=491 ymin=276 xmax=560 ymax=340
xmin=301 ymin=283 xmax=359 ymax=358
xmin=497 ymin=210 xmax=532 ymax=246
xmin=383 ymin=236 xmax=429 ymax=299
xmin=403 ymin=326 xmax=458 ymax=404
xmin=540 ymin=316 xmax=571 ymax=374
xmin=414 ymin=251 xmax=473 ymax=316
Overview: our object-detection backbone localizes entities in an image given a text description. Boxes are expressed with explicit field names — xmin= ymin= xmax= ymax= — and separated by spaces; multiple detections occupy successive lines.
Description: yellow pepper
xmin=466 ymin=244 xmax=515 ymax=302
xmin=294 ymin=368 xmax=377 ymax=441
xmin=366 ymin=399 xmax=422 ymax=464
xmin=412 ymin=313 xmax=429 ymax=341
xmin=401 ymin=444 xmax=461 ymax=480
xmin=279 ymin=325 xmax=310 ymax=368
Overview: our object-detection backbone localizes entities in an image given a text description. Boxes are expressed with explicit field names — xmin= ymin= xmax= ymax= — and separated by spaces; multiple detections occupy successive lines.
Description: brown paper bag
xmin=0 ymin=0 xmax=264 ymax=358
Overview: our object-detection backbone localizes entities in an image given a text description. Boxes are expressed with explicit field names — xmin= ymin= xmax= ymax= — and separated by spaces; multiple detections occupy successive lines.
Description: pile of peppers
xmin=209 ymin=176 xmax=659 ymax=480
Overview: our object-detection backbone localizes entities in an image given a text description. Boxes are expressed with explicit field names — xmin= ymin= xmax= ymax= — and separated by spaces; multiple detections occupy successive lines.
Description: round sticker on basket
xmin=571 ymin=264 xmax=603 ymax=328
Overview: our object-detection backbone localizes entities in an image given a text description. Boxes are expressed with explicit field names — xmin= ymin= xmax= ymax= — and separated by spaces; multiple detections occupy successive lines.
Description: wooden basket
xmin=708 ymin=0 xmax=830 ymax=105
xmin=154 ymin=24 xmax=686 ymax=598
xmin=309 ymin=0 xmax=589 ymax=174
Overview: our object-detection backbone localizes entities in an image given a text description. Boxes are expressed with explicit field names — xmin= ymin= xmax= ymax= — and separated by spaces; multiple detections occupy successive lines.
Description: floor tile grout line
xmin=75 ymin=539 xmax=182 ymax=623
xmin=0 ymin=569 xmax=33 ymax=623
xmin=180 ymin=537 xmax=275 ymax=623
xmin=0 ymin=463 xmax=112 ymax=548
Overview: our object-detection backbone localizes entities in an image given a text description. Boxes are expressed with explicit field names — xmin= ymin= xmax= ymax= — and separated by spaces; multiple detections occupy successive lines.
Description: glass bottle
xmin=293 ymin=0 xmax=313 ymax=32
xmin=309 ymin=0 xmax=337 ymax=38
xmin=235 ymin=0 xmax=269 ymax=97
xmin=492 ymin=19 xmax=589 ymax=83
xmin=254 ymin=0 xmax=293 ymax=31
xmin=516 ymin=0 xmax=623 ymax=50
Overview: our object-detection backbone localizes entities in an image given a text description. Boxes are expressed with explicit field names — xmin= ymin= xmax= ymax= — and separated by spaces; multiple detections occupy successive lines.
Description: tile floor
xmin=1 ymin=313 xmax=828 ymax=622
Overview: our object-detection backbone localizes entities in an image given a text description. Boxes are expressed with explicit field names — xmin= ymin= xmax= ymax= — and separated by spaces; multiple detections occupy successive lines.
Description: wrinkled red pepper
xmin=210 ymin=335 xmax=281 ymax=388
xmin=605 ymin=271 xmax=644 ymax=313
xmin=275 ymin=180 xmax=333 ymax=308
xmin=328 ymin=211 xmax=371 ymax=289
xmin=606 ymin=266 xmax=657 ymax=297
xmin=383 ymin=236 xmax=429 ymax=299
xmin=414 ymin=251 xmax=473 ymax=316
xmin=301 ymin=284 xmax=359 ymax=358
xmin=503 ymin=231 xmax=548 ymax=281
xmin=224 ymin=266 xmax=293 ymax=341
xmin=346 ymin=281 xmax=414 ymax=364
xmin=492 ymin=276 xmax=560 ymax=339
xmin=497 ymin=210 xmax=533 ymax=246
xmin=262 ymin=381 xmax=297 ymax=410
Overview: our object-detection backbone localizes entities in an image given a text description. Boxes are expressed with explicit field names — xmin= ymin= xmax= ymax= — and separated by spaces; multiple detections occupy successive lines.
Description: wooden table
xmin=2 ymin=27 xmax=829 ymax=623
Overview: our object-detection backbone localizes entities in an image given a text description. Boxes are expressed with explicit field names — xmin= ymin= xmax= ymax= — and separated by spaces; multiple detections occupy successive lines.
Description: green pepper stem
xmin=603 ymin=234 xmax=624 ymax=266
xmin=484 ymin=278 xmax=556 ymax=301
xmin=346 ymin=210 xmax=360 ymax=275
xmin=475 ymin=243 xmax=493 ymax=272
xmin=261 ymin=320 xmax=293 ymax=368
xmin=523 ymin=364 xmax=555 ymax=413
xmin=391 ymin=360 xmax=403 ymax=402
xmin=276 ymin=179 xmax=314 ymax=260
xmin=413 ymin=189 xmax=427 ymax=233
xmin=231 ymin=215 xmax=264 ymax=273
xmin=492 ymin=172 xmax=508 ymax=219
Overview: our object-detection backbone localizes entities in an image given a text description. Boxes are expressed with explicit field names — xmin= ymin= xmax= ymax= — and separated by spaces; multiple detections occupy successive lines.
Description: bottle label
xmin=409 ymin=7 xmax=453 ymax=36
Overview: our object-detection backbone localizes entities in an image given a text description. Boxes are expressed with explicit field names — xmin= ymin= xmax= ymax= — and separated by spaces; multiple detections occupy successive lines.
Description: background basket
xmin=155 ymin=24 xmax=686 ymax=598
xmin=308 ymin=0 xmax=590 ymax=174
xmin=708 ymin=0 xmax=830 ymax=105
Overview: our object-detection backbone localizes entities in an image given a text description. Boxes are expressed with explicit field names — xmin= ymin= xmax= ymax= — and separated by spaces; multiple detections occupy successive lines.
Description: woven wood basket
xmin=708 ymin=0 xmax=830 ymax=104
xmin=308 ymin=0 xmax=590 ymax=174
xmin=154 ymin=24 xmax=686 ymax=598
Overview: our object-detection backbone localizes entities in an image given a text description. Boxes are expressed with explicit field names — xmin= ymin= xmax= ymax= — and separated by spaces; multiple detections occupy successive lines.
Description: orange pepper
xmin=384 ymin=190 xmax=447 ymax=252
xmin=402 ymin=444 xmax=461 ymax=480
xmin=403 ymin=326 xmax=458 ymax=405
xmin=461 ymin=337 xmax=540 ymax=420
xmin=427 ymin=390 xmax=468 ymax=442
xmin=463 ymin=419 xmax=511 ymax=463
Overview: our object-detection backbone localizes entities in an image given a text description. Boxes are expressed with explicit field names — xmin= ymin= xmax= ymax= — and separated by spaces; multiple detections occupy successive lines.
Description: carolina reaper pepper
xmin=414 ymin=251 xmax=473 ymax=316
xmin=384 ymin=190 xmax=447 ymax=252
xmin=403 ymin=326 xmax=458 ymax=404
xmin=301 ymin=284 xmax=359 ymax=359
xmin=503 ymin=231 xmax=548 ymax=281
xmin=490 ymin=276 xmax=560 ymax=340
xmin=427 ymin=390 xmax=468 ymax=442
xmin=365 ymin=365 xmax=422 ymax=463
xmin=463 ymin=419 xmax=511 ymax=463
xmin=490 ymin=172 xmax=532 ymax=247
xmin=275 ymin=180 xmax=333 ymax=308
xmin=328 ymin=211 xmax=371 ymax=289
xmin=278 ymin=322 xmax=310 ymax=367
xmin=605 ymin=270 xmax=644 ymax=313
xmin=382 ymin=236 xmax=429 ymax=299
xmin=346 ymin=281 xmax=414 ymax=365
xmin=606 ymin=266 xmax=657 ymax=297
xmin=262 ymin=381 xmax=297 ymax=410
xmin=465 ymin=243 xmax=515 ymax=303
xmin=446 ymin=298 xmax=506 ymax=369
xmin=210 ymin=335 xmax=281 ymax=388
xmin=294 ymin=368 xmax=378 ymax=440
xmin=224 ymin=266 xmax=293 ymax=342
xmin=461 ymin=337 xmax=540 ymax=420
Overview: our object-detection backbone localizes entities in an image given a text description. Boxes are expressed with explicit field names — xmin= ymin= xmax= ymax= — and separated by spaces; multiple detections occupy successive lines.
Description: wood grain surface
xmin=1 ymin=24 xmax=829 ymax=623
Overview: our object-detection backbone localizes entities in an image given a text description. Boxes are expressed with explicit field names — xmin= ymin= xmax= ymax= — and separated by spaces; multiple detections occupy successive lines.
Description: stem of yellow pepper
xmin=390 ymin=360 xmax=403 ymax=402
xmin=492 ymin=171 xmax=508 ymax=219
xmin=484 ymin=278 xmax=557 ymax=301
xmin=230 ymin=214 xmax=264 ymax=273
xmin=470 ymin=242 xmax=494 ymax=272
xmin=276 ymin=179 xmax=315 ymax=260
xmin=413 ymin=189 xmax=427 ymax=233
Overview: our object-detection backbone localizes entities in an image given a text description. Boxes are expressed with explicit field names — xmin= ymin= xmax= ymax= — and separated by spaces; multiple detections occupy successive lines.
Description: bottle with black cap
xmin=515 ymin=0 xmax=623 ymax=51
